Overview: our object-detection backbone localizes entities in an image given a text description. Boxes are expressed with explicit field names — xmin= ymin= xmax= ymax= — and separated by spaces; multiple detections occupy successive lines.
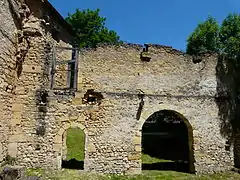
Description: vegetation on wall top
xmin=187 ymin=13 xmax=240 ymax=66
xmin=66 ymin=9 xmax=121 ymax=48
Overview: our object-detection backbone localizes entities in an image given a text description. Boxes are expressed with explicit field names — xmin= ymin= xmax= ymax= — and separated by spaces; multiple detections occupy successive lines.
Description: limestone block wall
xmin=11 ymin=43 xmax=234 ymax=174
xmin=79 ymin=45 xmax=217 ymax=96
xmin=0 ymin=0 xmax=20 ymax=162
xmin=0 ymin=0 xmax=73 ymax=167
xmin=70 ymin=44 xmax=233 ymax=174
xmin=48 ymin=91 xmax=233 ymax=174
xmin=0 ymin=0 xmax=234 ymax=175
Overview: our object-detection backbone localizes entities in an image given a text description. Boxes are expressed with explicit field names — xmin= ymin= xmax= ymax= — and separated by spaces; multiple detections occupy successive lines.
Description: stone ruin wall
xmin=0 ymin=0 xmax=235 ymax=175
xmin=0 ymin=0 xmax=19 ymax=161
xmin=18 ymin=44 xmax=233 ymax=174
xmin=0 ymin=0 xmax=73 ymax=166
xmin=72 ymin=45 xmax=234 ymax=174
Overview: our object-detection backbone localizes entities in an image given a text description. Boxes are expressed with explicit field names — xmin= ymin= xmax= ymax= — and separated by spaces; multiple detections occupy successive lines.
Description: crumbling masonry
xmin=0 ymin=0 xmax=236 ymax=175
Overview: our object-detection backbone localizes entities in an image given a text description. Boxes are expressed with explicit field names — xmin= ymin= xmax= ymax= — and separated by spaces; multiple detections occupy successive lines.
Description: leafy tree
xmin=186 ymin=16 xmax=220 ymax=55
xmin=220 ymin=13 xmax=240 ymax=62
xmin=66 ymin=9 xmax=121 ymax=48
xmin=187 ymin=13 xmax=240 ymax=60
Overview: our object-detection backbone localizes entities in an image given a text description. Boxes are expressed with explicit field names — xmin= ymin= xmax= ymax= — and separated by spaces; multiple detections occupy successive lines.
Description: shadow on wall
xmin=34 ymin=42 xmax=52 ymax=137
xmin=215 ymin=55 xmax=240 ymax=167
xmin=35 ymin=88 xmax=48 ymax=136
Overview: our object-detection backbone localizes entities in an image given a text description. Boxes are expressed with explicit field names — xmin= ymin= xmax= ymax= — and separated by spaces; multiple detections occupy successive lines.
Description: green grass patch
xmin=25 ymin=168 xmax=240 ymax=180
xmin=66 ymin=128 xmax=85 ymax=161
xmin=142 ymin=153 xmax=173 ymax=164
xmin=26 ymin=168 xmax=44 ymax=178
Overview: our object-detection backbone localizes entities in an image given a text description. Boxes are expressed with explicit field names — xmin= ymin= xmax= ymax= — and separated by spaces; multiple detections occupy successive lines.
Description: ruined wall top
xmin=25 ymin=0 xmax=74 ymax=36
xmin=81 ymin=42 xmax=217 ymax=57
xmin=79 ymin=43 xmax=218 ymax=97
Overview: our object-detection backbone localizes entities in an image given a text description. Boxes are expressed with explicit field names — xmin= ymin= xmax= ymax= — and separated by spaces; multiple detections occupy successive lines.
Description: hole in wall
xmin=192 ymin=55 xmax=203 ymax=63
xmin=39 ymin=91 xmax=48 ymax=104
xmin=82 ymin=89 xmax=104 ymax=105
xmin=142 ymin=110 xmax=195 ymax=174
xmin=35 ymin=144 xmax=41 ymax=151
xmin=62 ymin=128 xmax=85 ymax=170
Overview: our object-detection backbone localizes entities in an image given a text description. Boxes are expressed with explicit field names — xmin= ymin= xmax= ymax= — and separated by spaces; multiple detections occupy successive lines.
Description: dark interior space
xmin=142 ymin=110 xmax=195 ymax=173
xmin=62 ymin=159 xmax=84 ymax=170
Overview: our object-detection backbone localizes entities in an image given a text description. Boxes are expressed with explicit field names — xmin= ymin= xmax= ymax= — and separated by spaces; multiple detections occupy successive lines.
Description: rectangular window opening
xmin=50 ymin=46 xmax=79 ymax=91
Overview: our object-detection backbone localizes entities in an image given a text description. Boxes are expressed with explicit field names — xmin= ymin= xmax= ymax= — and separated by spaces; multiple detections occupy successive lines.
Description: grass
xmin=142 ymin=153 xmax=173 ymax=164
xmin=66 ymin=128 xmax=85 ymax=161
xmin=25 ymin=168 xmax=240 ymax=180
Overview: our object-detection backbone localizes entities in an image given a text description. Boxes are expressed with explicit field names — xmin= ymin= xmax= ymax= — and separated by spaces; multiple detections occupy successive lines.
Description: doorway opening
xmin=62 ymin=128 xmax=85 ymax=170
xmin=141 ymin=110 xmax=195 ymax=173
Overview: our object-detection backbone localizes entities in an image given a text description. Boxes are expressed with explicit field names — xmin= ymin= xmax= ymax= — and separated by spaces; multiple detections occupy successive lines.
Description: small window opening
xmin=82 ymin=89 xmax=104 ymax=105
xmin=35 ymin=144 xmax=41 ymax=151
xmin=51 ymin=47 xmax=79 ymax=90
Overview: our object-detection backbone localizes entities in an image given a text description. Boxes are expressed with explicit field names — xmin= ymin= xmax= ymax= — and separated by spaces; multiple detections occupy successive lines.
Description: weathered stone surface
xmin=8 ymin=143 xmax=18 ymax=157
xmin=0 ymin=0 xmax=235 ymax=176
xmin=128 ymin=153 xmax=141 ymax=161
xmin=133 ymin=137 xmax=141 ymax=145
xmin=87 ymin=143 xmax=97 ymax=153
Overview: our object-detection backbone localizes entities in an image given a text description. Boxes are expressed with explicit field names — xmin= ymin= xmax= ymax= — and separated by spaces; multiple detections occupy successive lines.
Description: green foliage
xmin=187 ymin=13 xmax=240 ymax=64
xmin=220 ymin=13 xmax=240 ymax=62
xmin=24 ymin=168 xmax=240 ymax=180
xmin=66 ymin=9 xmax=121 ymax=48
xmin=66 ymin=128 xmax=85 ymax=161
xmin=26 ymin=168 xmax=44 ymax=178
xmin=142 ymin=153 xmax=173 ymax=164
xmin=186 ymin=16 xmax=220 ymax=55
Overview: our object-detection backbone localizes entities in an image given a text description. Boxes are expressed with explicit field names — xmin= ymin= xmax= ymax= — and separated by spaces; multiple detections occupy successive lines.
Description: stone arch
xmin=137 ymin=104 xmax=190 ymax=130
xmin=53 ymin=122 xmax=87 ymax=170
xmin=137 ymin=106 xmax=195 ymax=173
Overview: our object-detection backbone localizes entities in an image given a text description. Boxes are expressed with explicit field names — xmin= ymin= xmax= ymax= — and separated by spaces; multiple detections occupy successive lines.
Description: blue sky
xmin=49 ymin=0 xmax=240 ymax=51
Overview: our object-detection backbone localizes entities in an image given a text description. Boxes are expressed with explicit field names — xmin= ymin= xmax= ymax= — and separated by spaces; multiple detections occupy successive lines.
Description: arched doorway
xmin=62 ymin=127 xmax=85 ymax=170
xmin=141 ymin=110 xmax=195 ymax=173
